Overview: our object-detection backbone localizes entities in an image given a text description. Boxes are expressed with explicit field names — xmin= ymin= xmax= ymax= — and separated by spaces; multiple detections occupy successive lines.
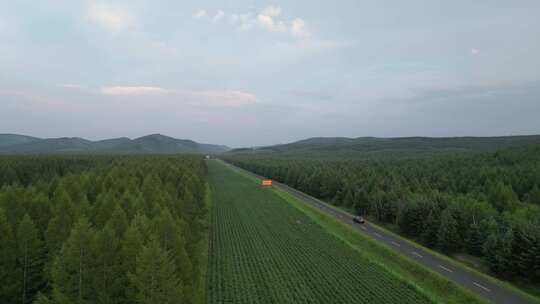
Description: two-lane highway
xmin=221 ymin=160 xmax=533 ymax=304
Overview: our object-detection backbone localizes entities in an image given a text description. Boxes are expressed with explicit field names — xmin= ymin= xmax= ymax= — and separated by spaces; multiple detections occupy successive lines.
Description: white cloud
xmin=192 ymin=90 xmax=257 ymax=107
xmin=213 ymin=10 xmax=225 ymax=23
xmin=261 ymin=6 xmax=282 ymax=17
xmin=471 ymin=48 xmax=480 ymax=55
xmin=87 ymin=3 xmax=134 ymax=32
xmin=58 ymin=84 xmax=85 ymax=89
xmin=291 ymin=18 xmax=310 ymax=38
xmin=100 ymin=86 xmax=171 ymax=96
xmin=196 ymin=6 xmax=310 ymax=38
xmin=256 ymin=14 xmax=287 ymax=33
xmin=193 ymin=9 xmax=206 ymax=19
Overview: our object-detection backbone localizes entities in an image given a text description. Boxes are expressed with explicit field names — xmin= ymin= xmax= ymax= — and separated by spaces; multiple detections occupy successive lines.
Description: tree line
xmin=0 ymin=155 xmax=208 ymax=304
xmin=224 ymin=144 xmax=540 ymax=284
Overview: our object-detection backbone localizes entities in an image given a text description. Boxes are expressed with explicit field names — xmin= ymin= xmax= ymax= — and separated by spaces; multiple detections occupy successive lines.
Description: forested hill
xmin=0 ymin=134 xmax=229 ymax=155
xmin=227 ymin=135 xmax=540 ymax=159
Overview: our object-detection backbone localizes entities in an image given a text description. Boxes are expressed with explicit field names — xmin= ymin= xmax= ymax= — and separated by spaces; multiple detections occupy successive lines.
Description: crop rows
xmin=206 ymin=161 xmax=432 ymax=304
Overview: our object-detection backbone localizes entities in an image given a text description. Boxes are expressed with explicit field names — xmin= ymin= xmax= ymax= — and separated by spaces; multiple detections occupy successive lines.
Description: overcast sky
xmin=1 ymin=1 xmax=539 ymax=147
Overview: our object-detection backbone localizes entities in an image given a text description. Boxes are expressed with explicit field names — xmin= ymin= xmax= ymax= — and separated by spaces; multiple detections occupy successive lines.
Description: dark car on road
xmin=353 ymin=215 xmax=365 ymax=224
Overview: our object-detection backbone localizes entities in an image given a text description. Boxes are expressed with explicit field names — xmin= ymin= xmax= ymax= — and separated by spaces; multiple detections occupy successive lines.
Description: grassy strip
xmin=222 ymin=161 xmax=483 ymax=304
xmin=272 ymin=189 xmax=487 ymax=304
xmin=211 ymin=160 xmax=437 ymax=303
xmin=366 ymin=219 xmax=540 ymax=304
xmin=225 ymin=160 xmax=540 ymax=303
xmin=330 ymin=203 xmax=540 ymax=304
xmin=193 ymin=182 xmax=212 ymax=304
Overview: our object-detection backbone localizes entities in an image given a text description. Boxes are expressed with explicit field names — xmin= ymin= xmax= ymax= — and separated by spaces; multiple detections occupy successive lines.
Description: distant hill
xmin=0 ymin=134 xmax=229 ymax=155
xmin=227 ymin=135 xmax=540 ymax=159
xmin=0 ymin=134 xmax=41 ymax=147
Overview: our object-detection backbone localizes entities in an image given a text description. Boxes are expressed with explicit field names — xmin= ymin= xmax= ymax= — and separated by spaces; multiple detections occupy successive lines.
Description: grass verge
xmin=272 ymin=188 xmax=487 ymax=304
xmin=193 ymin=182 xmax=212 ymax=304
xmin=222 ymin=161 xmax=485 ymax=303
xmin=337 ymin=207 xmax=540 ymax=304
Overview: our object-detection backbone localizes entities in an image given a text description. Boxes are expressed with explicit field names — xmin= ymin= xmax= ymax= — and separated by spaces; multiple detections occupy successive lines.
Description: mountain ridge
xmin=0 ymin=133 xmax=229 ymax=155
xmin=227 ymin=135 xmax=540 ymax=159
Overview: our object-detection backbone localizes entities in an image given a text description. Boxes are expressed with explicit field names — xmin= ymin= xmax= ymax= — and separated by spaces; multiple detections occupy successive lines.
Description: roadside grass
xmin=254 ymin=165 xmax=540 ymax=304
xmin=193 ymin=182 xmax=212 ymax=304
xmin=221 ymin=161 xmax=484 ymax=304
xmin=210 ymin=160 xmax=435 ymax=303
xmin=338 ymin=208 xmax=540 ymax=304
xmin=272 ymin=189 xmax=487 ymax=304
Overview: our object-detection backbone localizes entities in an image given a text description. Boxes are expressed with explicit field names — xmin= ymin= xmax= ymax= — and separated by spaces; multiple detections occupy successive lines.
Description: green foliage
xmin=0 ymin=208 xmax=20 ymax=302
xmin=17 ymin=214 xmax=45 ymax=304
xmin=528 ymin=184 xmax=540 ymax=205
xmin=93 ymin=223 xmax=124 ymax=304
xmin=465 ymin=222 xmax=484 ymax=256
xmin=0 ymin=155 xmax=209 ymax=303
xmin=51 ymin=217 xmax=96 ymax=303
xmin=225 ymin=143 xmax=540 ymax=284
xmin=227 ymin=135 xmax=540 ymax=160
xmin=206 ymin=160 xmax=432 ymax=304
xmin=128 ymin=237 xmax=183 ymax=304
xmin=437 ymin=210 xmax=461 ymax=253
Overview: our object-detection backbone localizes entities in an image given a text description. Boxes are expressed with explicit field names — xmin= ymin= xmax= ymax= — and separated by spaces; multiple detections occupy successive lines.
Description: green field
xmin=205 ymin=160 xmax=432 ymax=304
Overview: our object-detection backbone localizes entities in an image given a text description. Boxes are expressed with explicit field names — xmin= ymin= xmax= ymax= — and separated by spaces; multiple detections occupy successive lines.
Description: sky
xmin=1 ymin=0 xmax=540 ymax=147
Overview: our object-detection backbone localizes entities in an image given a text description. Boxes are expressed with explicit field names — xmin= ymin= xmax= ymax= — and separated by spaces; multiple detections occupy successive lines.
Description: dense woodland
xmin=0 ymin=155 xmax=208 ymax=304
xmin=225 ymin=144 xmax=540 ymax=284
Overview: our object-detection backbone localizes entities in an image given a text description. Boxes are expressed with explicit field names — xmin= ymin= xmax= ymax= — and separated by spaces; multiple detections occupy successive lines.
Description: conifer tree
xmin=93 ymin=191 xmax=117 ymax=228
xmin=528 ymin=184 xmax=540 ymax=206
xmin=51 ymin=217 xmax=96 ymax=304
xmin=465 ymin=221 xmax=484 ymax=256
xmin=437 ymin=209 xmax=461 ymax=253
xmin=17 ymin=214 xmax=44 ymax=304
xmin=109 ymin=205 xmax=128 ymax=237
xmin=45 ymin=191 xmax=76 ymax=255
xmin=0 ymin=208 xmax=20 ymax=303
xmin=122 ymin=221 xmax=143 ymax=303
xmin=420 ymin=211 xmax=439 ymax=248
xmin=483 ymin=227 xmax=514 ymax=275
xmin=93 ymin=223 xmax=123 ymax=304
xmin=128 ymin=237 xmax=183 ymax=304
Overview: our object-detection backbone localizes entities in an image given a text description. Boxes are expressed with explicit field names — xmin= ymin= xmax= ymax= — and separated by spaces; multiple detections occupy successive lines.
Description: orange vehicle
xmin=261 ymin=179 xmax=273 ymax=186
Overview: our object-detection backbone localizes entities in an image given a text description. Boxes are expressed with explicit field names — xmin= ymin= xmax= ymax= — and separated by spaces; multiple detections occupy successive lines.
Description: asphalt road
xmin=220 ymin=160 xmax=533 ymax=304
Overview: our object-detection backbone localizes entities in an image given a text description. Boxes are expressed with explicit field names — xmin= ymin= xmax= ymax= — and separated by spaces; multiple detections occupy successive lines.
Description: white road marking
xmin=391 ymin=241 xmax=401 ymax=247
xmin=412 ymin=251 xmax=424 ymax=258
xmin=473 ymin=282 xmax=491 ymax=293
xmin=374 ymin=232 xmax=382 ymax=238
xmin=439 ymin=265 xmax=453 ymax=273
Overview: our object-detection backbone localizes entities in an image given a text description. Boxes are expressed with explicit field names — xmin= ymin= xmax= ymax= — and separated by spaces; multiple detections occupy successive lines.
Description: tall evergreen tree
xmin=527 ymin=184 xmax=540 ymax=206
xmin=420 ymin=211 xmax=439 ymax=248
xmin=128 ymin=237 xmax=183 ymax=304
xmin=45 ymin=191 xmax=76 ymax=255
xmin=109 ymin=205 xmax=128 ymax=237
xmin=465 ymin=221 xmax=484 ymax=256
xmin=51 ymin=217 xmax=96 ymax=304
xmin=437 ymin=209 xmax=461 ymax=253
xmin=17 ymin=214 xmax=44 ymax=304
xmin=93 ymin=223 xmax=123 ymax=304
xmin=0 ymin=208 xmax=20 ymax=303
xmin=488 ymin=182 xmax=519 ymax=212
xmin=122 ymin=221 xmax=143 ymax=303
xmin=483 ymin=227 xmax=514 ymax=275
